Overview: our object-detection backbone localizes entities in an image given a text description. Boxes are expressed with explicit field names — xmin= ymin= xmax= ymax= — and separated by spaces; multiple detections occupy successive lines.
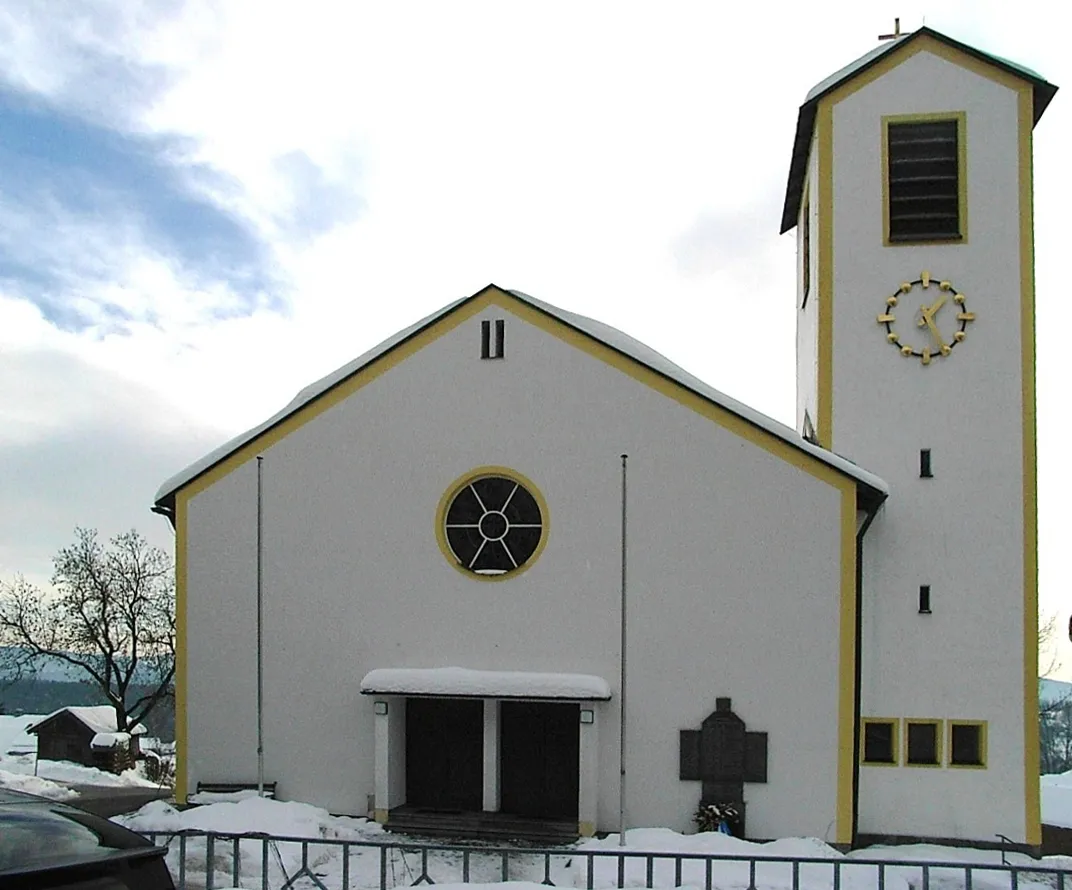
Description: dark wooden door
xmin=500 ymin=702 xmax=579 ymax=819
xmin=405 ymin=698 xmax=483 ymax=811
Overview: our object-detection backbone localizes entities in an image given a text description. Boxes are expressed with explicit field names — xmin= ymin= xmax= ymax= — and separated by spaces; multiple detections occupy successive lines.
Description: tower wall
xmin=808 ymin=40 xmax=1037 ymax=843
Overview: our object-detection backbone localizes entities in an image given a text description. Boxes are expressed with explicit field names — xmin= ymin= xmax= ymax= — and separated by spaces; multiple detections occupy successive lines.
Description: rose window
xmin=443 ymin=474 xmax=544 ymax=575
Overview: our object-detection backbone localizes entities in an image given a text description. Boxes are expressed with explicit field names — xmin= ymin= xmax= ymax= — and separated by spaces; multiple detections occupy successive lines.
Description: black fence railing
xmin=138 ymin=830 xmax=1072 ymax=890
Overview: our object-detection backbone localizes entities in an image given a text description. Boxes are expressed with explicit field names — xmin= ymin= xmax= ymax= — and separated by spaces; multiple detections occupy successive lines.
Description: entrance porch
xmin=361 ymin=667 xmax=610 ymax=838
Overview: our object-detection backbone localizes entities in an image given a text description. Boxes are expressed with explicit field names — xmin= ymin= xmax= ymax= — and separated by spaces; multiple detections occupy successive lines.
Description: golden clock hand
xmin=924 ymin=314 xmax=946 ymax=348
xmin=925 ymin=293 xmax=948 ymax=318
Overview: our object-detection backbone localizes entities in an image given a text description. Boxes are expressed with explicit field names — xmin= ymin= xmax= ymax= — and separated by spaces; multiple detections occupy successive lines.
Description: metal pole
xmin=256 ymin=455 xmax=265 ymax=797
xmin=618 ymin=453 xmax=628 ymax=846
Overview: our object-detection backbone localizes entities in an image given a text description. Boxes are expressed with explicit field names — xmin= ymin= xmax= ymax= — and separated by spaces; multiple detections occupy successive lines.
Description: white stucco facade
xmin=159 ymin=25 xmax=1053 ymax=850
xmin=177 ymin=296 xmax=857 ymax=840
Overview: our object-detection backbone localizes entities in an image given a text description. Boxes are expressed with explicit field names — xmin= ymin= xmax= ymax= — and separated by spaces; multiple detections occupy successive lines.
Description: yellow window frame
xmin=904 ymin=718 xmax=943 ymax=767
xmin=881 ymin=111 xmax=967 ymax=246
xmin=861 ymin=717 xmax=900 ymax=766
xmin=948 ymin=719 xmax=988 ymax=769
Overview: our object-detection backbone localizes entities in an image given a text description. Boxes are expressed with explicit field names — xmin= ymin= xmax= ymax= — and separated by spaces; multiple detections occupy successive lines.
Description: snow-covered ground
xmin=6 ymin=711 xmax=1072 ymax=890
xmin=113 ymin=796 xmax=1072 ymax=890
xmin=0 ymin=767 xmax=79 ymax=800
xmin=1041 ymin=771 xmax=1072 ymax=828
xmin=0 ymin=713 xmax=167 ymax=793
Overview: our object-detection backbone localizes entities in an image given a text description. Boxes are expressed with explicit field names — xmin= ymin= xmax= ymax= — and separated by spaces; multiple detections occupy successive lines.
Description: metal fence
xmin=139 ymin=830 xmax=1072 ymax=890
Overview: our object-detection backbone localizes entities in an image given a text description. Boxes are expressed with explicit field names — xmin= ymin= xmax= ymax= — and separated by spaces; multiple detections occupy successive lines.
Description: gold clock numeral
xmin=900 ymin=282 xmax=913 ymax=293
xmin=954 ymin=331 xmax=966 ymax=342
xmin=877 ymin=313 xmax=896 ymax=324
xmin=957 ymin=312 xmax=975 ymax=322
xmin=954 ymin=293 xmax=966 ymax=304
xmin=901 ymin=346 xmax=914 ymax=357
xmin=887 ymin=296 xmax=899 ymax=307
xmin=887 ymin=333 xmax=898 ymax=343
xmin=939 ymin=281 xmax=951 ymax=291
xmin=922 ymin=348 xmax=932 ymax=365
xmin=940 ymin=344 xmax=951 ymax=356
xmin=921 ymin=271 xmax=931 ymax=288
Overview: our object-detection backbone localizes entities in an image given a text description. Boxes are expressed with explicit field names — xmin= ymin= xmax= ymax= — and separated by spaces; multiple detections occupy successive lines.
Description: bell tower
xmin=783 ymin=27 xmax=1056 ymax=846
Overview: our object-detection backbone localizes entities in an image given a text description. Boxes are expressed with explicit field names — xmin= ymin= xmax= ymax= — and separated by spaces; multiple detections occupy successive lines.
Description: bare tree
xmin=0 ymin=528 xmax=175 ymax=733
xmin=1040 ymin=611 xmax=1063 ymax=682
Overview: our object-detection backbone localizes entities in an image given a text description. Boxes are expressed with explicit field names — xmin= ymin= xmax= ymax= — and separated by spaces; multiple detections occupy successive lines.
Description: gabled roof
xmin=28 ymin=706 xmax=147 ymax=737
xmin=154 ymin=285 xmax=887 ymax=512
xmin=780 ymin=26 xmax=1058 ymax=233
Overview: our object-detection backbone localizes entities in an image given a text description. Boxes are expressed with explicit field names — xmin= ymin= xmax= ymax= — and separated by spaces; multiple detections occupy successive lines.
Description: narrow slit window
xmin=480 ymin=319 xmax=505 ymax=360
xmin=920 ymin=449 xmax=932 ymax=478
xmin=887 ymin=118 xmax=962 ymax=242
xmin=919 ymin=585 xmax=931 ymax=614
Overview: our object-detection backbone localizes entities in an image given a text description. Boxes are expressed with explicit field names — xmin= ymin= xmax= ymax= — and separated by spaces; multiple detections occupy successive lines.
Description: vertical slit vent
xmin=480 ymin=320 xmax=491 ymax=359
xmin=920 ymin=449 xmax=932 ymax=478
xmin=919 ymin=585 xmax=931 ymax=614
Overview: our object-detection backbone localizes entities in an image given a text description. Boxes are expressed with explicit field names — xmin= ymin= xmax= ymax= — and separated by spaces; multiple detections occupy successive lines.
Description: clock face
xmin=876 ymin=272 xmax=975 ymax=365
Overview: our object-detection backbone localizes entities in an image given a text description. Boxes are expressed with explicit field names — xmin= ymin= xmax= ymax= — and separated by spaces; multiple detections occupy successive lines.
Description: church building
xmin=153 ymin=26 xmax=1057 ymax=848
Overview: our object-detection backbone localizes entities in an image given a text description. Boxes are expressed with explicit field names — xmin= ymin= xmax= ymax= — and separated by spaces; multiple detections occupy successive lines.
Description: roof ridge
xmin=154 ymin=286 xmax=887 ymax=509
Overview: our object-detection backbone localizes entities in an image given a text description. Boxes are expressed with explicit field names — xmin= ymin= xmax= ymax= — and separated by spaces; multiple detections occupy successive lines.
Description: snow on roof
xmin=90 ymin=731 xmax=131 ymax=749
xmin=154 ymin=286 xmax=887 ymax=507
xmin=509 ymin=289 xmax=887 ymax=499
xmin=30 ymin=706 xmax=146 ymax=737
xmin=360 ymin=667 xmax=612 ymax=700
xmin=154 ymin=295 xmax=469 ymax=507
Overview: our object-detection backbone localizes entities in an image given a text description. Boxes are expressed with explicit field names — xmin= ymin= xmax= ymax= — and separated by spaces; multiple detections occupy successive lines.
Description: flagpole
xmin=619 ymin=453 xmax=628 ymax=846
xmin=256 ymin=455 xmax=265 ymax=797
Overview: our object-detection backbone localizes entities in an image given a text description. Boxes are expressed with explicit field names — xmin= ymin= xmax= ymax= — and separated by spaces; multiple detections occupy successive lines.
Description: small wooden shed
xmin=28 ymin=706 xmax=146 ymax=772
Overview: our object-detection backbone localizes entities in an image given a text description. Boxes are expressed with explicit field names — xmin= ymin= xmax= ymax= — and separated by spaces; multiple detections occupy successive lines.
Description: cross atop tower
xmin=878 ymin=17 xmax=904 ymax=41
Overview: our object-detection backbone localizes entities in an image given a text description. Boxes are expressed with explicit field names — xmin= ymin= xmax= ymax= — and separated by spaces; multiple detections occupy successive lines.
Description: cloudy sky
xmin=1 ymin=2 xmax=1068 ymax=669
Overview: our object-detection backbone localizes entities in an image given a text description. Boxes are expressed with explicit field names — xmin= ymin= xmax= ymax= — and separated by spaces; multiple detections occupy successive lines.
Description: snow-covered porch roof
xmin=360 ymin=667 xmax=612 ymax=701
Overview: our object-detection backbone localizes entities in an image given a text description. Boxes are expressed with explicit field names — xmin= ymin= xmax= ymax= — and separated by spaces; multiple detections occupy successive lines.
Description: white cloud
xmin=0 ymin=0 xmax=1069 ymax=669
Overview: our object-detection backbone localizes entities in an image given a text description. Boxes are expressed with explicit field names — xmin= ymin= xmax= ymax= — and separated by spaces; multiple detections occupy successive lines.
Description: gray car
xmin=0 ymin=787 xmax=175 ymax=890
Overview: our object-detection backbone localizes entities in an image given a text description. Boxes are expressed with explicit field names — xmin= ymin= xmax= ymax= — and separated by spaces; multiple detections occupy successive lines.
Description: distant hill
xmin=0 ymin=676 xmax=174 ymax=741
xmin=0 ymin=646 xmax=170 ymax=684
xmin=1041 ymin=677 xmax=1072 ymax=706
xmin=0 ymin=647 xmax=82 ymax=682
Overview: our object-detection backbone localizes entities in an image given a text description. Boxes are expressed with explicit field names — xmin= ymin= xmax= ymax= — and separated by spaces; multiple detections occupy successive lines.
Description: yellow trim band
xmin=174 ymin=491 xmax=188 ymax=804
xmin=1019 ymin=83 xmax=1041 ymax=846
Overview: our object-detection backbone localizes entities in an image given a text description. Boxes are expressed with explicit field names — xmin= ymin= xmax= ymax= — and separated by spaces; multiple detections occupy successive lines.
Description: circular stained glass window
xmin=442 ymin=473 xmax=545 ymax=576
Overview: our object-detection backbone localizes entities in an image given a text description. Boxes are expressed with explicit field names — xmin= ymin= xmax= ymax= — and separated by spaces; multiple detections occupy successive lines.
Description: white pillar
xmin=373 ymin=700 xmax=390 ymax=823
xmin=373 ymin=699 xmax=406 ymax=822
xmin=579 ymin=706 xmax=599 ymax=836
xmin=483 ymin=699 xmax=500 ymax=812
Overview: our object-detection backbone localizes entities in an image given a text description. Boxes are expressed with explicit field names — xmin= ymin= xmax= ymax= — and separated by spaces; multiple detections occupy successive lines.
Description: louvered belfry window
xmin=887 ymin=119 xmax=960 ymax=241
